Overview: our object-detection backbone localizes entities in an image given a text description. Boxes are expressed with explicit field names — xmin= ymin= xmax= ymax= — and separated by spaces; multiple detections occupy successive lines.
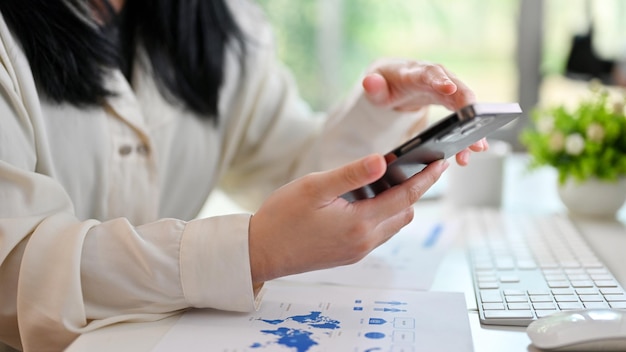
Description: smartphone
xmin=341 ymin=102 xmax=522 ymax=201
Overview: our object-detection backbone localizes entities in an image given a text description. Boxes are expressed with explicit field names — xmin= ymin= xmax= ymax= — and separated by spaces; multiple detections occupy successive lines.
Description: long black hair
xmin=0 ymin=0 xmax=246 ymax=121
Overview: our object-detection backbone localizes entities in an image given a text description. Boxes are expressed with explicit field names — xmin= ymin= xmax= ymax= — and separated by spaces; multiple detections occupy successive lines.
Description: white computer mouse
xmin=527 ymin=309 xmax=626 ymax=351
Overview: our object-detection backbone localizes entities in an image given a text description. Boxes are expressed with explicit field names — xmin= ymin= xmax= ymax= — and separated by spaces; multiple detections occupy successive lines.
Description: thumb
xmin=362 ymin=73 xmax=390 ymax=106
xmin=316 ymin=154 xmax=387 ymax=200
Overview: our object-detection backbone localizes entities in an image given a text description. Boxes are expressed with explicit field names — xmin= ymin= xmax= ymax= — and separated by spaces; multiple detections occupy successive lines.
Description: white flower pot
xmin=557 ymin=177 xmax=626 ymax=219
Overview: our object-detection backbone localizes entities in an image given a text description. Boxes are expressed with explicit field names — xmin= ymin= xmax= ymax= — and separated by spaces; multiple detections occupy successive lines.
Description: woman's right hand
xmin=248 ymin=154 xmax=449 ymax=285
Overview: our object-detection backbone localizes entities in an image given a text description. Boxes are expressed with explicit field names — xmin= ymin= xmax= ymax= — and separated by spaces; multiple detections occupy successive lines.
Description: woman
xmin=0 ymin=0 xmax=484 ymax=350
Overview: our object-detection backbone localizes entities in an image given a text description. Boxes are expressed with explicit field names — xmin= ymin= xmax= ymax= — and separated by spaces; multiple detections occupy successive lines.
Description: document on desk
xmin=278 ymin=216 xmax=459 ymax=290
xmin=151 ymin=282 xmax=473 ymax=352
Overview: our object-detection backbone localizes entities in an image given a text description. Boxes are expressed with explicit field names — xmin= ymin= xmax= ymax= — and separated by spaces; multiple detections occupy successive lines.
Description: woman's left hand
xmin=362 ymin=59 xmax=489 ymax=165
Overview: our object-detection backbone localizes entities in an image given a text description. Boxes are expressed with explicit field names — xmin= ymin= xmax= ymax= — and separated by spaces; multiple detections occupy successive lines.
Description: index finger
xmin=439 ymin=67 xmax=476 ymax=109
xmin=419 ymin=64 xmax=458 ymax=96
xmin=357 ymin=159 xmax=449 ymax=222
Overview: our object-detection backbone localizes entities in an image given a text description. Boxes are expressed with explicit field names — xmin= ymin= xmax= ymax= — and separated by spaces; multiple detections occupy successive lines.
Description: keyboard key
xmin=530 ymin=296 xmax=553 ymax=303
xmin=605 ymin=295 xmax=626 ymax=302
xmin=587 ymin=268 xmax=608 ymax=274
xmin=543 ymin=269 xmax=562 ymax=275
xmin=539 ymin=262 xmax=560 ymax=269
xmin=536 ymin=310 xmax=558 ymax=318
xmin=579 ymin=294 xmax=603 ymax=302
xmin=517 ymin=260 xmax=537 ymax=269
xmin=499 ymin=275 xmax=520 ymax=283
xmin=527 ymin=290 xmax=551 ymax=296
xmin=575 ymin=288 xmax=598 ymax=295
xmin=475 ymin=263 xmax=495 ymax=271
xmin=503 ymin=289 xmax=526 ymax=296
xmin=543 ymin=269 xmax=563 ymax=275
xmin=565 ymin=268 xmax=585 ymax=275
xmin=595 ymin=280 xmax=619 ymax=287
xmin=508 ymin=303 xmax=531 ymax=310
xmin=582 ymin=261 xmax=604 ymax=268
xmin=483 ymin=303 xmax=505 ymax=310
xmin=496 ymin=259 xmax=515 ymax=270
xmin=551 ymin=288 xmax=574 ymax=295
xmin=532 ymin=302 xmax=556 ymax=310
xmin=506 ymin=296 xmax=529 ymax=303
xmin=484 ymin=310 xmax=534 ymax=319
xmin=554 ymin=295 xmax=578 ymax=302
xmin=476 ymin=272 xmax=498 ymax=282
xmin=547 ymin=281 xmax=570 ymax=288
xmin=570 ymin=280 xmax=594 ymax=288
xmin=480 ymin=290 xmax=503 ymax=303
xmin=601 ymin=288 xmax=625 ymax=295
xmin=558 ymin=302 xmax=584 ymax=310
xmin=559 ymin=261 xmax=581 ymax=268
xmin=479 ymin=282 xmax=499 ymax=289
xmin=584 ymin=302 xmax=609 ymax=309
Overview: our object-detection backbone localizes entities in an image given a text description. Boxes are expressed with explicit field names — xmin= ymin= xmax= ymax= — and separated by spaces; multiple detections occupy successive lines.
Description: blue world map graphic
xmin=250 ymin=311 xmax=340 ymax=352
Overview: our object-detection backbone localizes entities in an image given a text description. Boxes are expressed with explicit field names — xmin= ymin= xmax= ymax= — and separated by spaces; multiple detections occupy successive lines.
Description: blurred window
xmin=256 ymin=0 xmax=518 ymax=113
xmin=541 ymin=0 xmax=626 ymax=107
xmin=255 ymin=0 xmax=626 ymax=148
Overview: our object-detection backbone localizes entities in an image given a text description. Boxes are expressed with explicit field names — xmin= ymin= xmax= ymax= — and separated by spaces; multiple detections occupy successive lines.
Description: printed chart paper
xmin=151 ymin=282 xmax=473 ymax=352
xmin=279 ymin=216 xmax=460 ymax=290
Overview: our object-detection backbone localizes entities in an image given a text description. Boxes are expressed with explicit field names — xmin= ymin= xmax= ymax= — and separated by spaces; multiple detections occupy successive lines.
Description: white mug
xmin=445 ymin=139 xmax=512 ymax=208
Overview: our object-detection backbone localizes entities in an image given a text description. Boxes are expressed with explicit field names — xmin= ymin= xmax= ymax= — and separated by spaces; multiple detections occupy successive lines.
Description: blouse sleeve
xmin=0 ymin=160 xmax=258 ymax=351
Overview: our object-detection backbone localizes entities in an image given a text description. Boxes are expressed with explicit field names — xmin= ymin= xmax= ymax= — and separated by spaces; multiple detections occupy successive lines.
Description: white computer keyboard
xmin=464 ymin=208 xmax=626 ymax=326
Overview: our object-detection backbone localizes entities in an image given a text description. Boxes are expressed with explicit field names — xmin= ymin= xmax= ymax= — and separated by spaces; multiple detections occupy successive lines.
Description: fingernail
xmin=440 ymin=159 xmax=450 ymax=171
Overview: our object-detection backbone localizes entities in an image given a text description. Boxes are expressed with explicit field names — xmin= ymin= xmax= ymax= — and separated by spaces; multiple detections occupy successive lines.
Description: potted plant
xmin=521 ymin=83 xmax=626 ymax=218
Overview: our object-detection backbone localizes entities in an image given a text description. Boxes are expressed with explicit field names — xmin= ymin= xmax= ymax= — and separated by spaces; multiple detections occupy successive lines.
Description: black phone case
xmin=342 ymin=102 xmax=522 ymax=201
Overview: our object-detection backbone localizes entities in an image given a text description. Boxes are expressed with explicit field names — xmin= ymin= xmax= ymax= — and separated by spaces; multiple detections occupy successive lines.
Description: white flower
xmin=586 ymin=123 xmax=605 ymax=143
xmin=536 ymin=115 xmax=555 ymax=134
xmin=548 ymin=131 xmax=565 ymax=152
xmin=565 ymin=133 xmax=585 ymax=155
xmin=613 ymin=101 xmax=625 ymax=115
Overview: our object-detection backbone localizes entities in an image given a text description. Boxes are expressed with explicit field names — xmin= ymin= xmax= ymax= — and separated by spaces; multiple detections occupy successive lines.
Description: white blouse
xmin=0 ymin=1 xmax=421 ymax=350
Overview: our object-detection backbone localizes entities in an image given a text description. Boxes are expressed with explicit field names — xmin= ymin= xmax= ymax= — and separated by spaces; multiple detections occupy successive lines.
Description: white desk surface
xmin=65 ymin=153 xmax=626 ymax=352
